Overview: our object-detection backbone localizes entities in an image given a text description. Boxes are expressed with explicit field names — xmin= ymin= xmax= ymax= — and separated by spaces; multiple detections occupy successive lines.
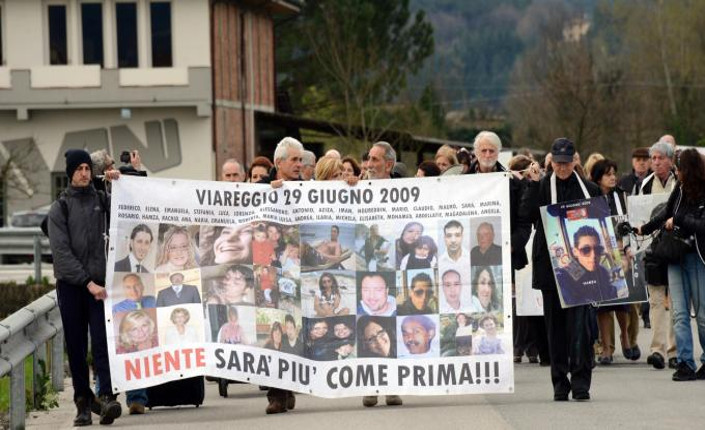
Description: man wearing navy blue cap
xmin=518 ymin=138 xmax=601 ymax=402
xmin=48 ymin=149 xmax=123 ymax=426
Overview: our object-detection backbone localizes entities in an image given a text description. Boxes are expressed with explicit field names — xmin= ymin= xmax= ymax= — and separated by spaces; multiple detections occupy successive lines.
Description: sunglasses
xmin=412 ymin=288 xmax=433 ymax=298
xmin=577 ymin=245 xmax=604 ymax=256
xmin=364 ymin=329 xmax=387 ymax=345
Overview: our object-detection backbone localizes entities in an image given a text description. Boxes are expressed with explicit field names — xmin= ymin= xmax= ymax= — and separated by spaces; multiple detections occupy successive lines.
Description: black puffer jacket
xmin=48 ymin=185 xmax=109 ymax=287
xmin=518 ymin=172 xmax=601 ymax=291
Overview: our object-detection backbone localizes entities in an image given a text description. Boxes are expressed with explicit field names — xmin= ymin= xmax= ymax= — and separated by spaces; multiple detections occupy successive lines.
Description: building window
xmin=51 ymin=173 xmax=69 ymax=202
xmin=81 ymin=3 xmax=103 ymax=66
xmin=150 ymin=2 xmax=172 ymax=67
xmin=48 ymin=4 xmax=68 ymax=65
xmin=116 ymin=2 xmax=138 ymax=68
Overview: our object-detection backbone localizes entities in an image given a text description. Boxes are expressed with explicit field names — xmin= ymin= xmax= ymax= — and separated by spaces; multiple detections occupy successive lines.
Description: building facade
xmin=0 ymin=0 xmax=297 ymax=225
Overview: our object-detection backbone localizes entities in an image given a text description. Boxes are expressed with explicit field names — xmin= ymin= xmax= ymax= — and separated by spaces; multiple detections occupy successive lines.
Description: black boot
xmin=91 ymin=394 xmax=103 ymax=415
xmin=99 ymin=394 xmax=122 ymax=425
xmin=74 ymin=397 xmax=92 ymax=426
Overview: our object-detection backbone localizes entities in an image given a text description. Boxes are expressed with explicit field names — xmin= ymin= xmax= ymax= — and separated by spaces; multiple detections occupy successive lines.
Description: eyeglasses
xmin=364 ymin=329 xmax=387 ymax=345
xmin=578 ymin=245 xmax=604 ymax=256
xmin=412 ymin=288 xmax=433 ymax=298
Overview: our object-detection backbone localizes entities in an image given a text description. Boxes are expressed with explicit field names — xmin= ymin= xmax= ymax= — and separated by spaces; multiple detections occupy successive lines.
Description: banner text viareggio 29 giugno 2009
xmin=105 ymin=174 xmax=513 ymax=397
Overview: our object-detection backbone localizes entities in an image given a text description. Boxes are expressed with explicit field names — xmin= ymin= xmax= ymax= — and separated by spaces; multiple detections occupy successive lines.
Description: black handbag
xmin=647 ymin=227 xmax=694 ymax=265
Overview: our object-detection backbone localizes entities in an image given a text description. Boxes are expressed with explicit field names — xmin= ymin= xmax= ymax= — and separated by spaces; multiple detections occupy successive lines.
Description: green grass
xmin=0 ymin=357 xmax=34 ymax=413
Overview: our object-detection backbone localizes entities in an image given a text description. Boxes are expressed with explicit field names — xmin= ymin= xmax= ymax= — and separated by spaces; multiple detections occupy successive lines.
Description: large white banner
xmin=105 ymin=174 xmax=513 ymax=397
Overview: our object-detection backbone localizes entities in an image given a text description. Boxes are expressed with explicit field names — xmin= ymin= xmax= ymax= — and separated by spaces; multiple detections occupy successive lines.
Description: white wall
xmin=2 ymin=0 xmax=210 ymax=70
xmin=173 ymin=0 xmax=209 ymax=67
xmin=5 ymin=0 xmax=44 ymax=68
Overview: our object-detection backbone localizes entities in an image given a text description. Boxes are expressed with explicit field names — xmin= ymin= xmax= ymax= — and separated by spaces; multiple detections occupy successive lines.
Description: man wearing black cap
xmin=618 ymin=147 xmax=651 ymax=196
xmin=518 ymin=138 xmax=600 ymax=402
xmin=47 ymin=149 xmax=123 ymax=426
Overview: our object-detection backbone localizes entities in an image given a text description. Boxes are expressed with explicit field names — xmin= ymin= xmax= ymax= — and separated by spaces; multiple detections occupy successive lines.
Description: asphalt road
xmin=25 ymin=323 xmax=705 ymax=430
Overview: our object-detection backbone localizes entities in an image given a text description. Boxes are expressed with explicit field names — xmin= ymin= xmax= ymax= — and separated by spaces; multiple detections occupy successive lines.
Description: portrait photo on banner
xmin=300 ymin=270 xmax=356 ymax=318
xmin=397 ymin=314 xmax=441 ymax=359
xmin=155 ymin=224 xmax=200 ymax=273
xmin=113 ymin=222 xmax=158 ymax=273
xmin=156 ymin=303 xmax=205 ymax=346
xmin=301 ymin=315 xmax=357 ymax=361
xmin=111 ymin=271 xmax=156 ymax=314
xmin=356 ymin=315 xmax=397 ymax=359
xmin=206 ymin=304 xmax=256 ymax=345
xmin=439 ymin=312 xmax=475 ymax=357
xmin=541 ymin=196 xmax=628 ymax=308
xmin=469 ymin=217 xmax=503 ymax=267
xmin=201 ymin=264 xmax=256 ymax=306
xmin=154 ymin=268 xmax=203 ymax=308
xmin=355 ymin=223 xmax=396 ymax=272
xmin=396 ymin=268 xmax=439 ymax=316
xmin=436 ymin=218 xmax=472 ymax=292
xmin=300 ymin=223 xmax=356 ymax=272
xmin=198 ymin=224 xmax=254 ymax=268
xmin=392 ymin=221 xmax=440 ymax=271
xmin=113 ymin=307 xmax=159 ymax=355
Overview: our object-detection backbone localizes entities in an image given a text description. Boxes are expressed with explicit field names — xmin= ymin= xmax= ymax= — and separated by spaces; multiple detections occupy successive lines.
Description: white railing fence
xmin=0 ymin=290 xmax=64 ymax=430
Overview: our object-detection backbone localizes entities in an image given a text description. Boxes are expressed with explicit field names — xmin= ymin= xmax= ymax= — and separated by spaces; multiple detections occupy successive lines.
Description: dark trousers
xmin=267 ymin=388 xmax=292 ymax=403
xmin=512 ymin=299 xmax=550 ymax=361
xmin=56 ymin=281 xmax=113 ymax=401
xmin=542 ymin=289 xmax=593 ymax=397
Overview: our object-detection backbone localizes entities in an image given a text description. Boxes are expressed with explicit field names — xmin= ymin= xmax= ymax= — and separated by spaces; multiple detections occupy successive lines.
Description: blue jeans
xmin=668 ymin=252 xmax=705 ymax=370
xmin=126 ymin=389 xmax=148 ymax=406
xmin=95 ymin=375 xmax=147 ymax=405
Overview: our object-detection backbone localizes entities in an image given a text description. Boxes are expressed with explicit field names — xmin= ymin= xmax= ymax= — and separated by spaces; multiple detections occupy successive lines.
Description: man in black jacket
xmin=518 ymin=138 xmax=601 ymax=402
xmin=618 ymin=147 xmax=651 ymax=196
xmin=48 ymin=149 xmax=122 ymax=426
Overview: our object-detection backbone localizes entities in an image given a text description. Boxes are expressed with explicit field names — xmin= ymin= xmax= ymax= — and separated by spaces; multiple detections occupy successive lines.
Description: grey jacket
xmin=48 ymin=185 xmax=109 ymax=287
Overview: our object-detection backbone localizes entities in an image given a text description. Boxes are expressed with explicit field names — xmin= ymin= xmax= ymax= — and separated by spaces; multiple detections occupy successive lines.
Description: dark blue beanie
xmin=65 ymin=149 xmax=93 ymax=179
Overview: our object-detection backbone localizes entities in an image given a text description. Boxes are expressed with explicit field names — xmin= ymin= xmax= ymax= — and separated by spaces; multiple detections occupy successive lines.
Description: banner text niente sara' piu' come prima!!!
xmin=106 ymin=174 xmax=513 ymax=397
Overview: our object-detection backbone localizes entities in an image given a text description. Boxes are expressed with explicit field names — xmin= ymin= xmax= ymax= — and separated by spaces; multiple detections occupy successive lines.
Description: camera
xmin=120 ymin=151 xmax=131 ymax=164
xmin=615 ymin=221 xmax=636 ymax=237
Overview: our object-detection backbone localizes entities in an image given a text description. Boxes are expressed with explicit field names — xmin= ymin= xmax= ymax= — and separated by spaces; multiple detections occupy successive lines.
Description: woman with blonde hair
xmin=155 ymin=225 xmax=198 ymax=272
xmin=117 ymin=310 xmax=158 ymax=354
xmin=315 ymin=156 xmax=344 ymax=181
xmin=583 ymin=152 xmax=605 ymax=181
xmin=435 ymin=145 xmax=459 ymax=173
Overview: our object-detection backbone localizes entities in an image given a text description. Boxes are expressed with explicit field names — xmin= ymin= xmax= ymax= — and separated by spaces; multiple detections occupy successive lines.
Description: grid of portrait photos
xmin=109 ymin=217 xmax=508 ymax=361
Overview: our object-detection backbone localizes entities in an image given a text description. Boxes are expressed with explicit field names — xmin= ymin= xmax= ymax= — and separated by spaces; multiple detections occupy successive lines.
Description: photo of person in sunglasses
xmin=397 ymin=269 xmax=438 ymax=315
xmin=555 ymin=225 xmax=618 ymax=307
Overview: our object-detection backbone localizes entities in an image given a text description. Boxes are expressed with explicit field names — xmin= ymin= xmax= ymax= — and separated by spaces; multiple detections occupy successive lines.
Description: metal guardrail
xmin=0 ymin=228 xmax=51 ymax=256
xmin=0 ymin=290 xmax=64 ymax=430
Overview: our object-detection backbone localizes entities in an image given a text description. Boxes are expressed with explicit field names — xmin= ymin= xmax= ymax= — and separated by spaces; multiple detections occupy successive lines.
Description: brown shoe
xmin=385 ymin=395 xmax=403 ymax=406
xmin=128 ymin=403 xmax=145 ymax=415
xmin=286 ymin=392 xmax=296 ymax=410
xmin=266 ymin=399 xmax=287 ymax=414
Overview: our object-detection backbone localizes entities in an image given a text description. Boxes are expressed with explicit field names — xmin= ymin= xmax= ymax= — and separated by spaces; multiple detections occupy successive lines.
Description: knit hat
xmin=65 ymin=149 xmax=93 ymax=179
